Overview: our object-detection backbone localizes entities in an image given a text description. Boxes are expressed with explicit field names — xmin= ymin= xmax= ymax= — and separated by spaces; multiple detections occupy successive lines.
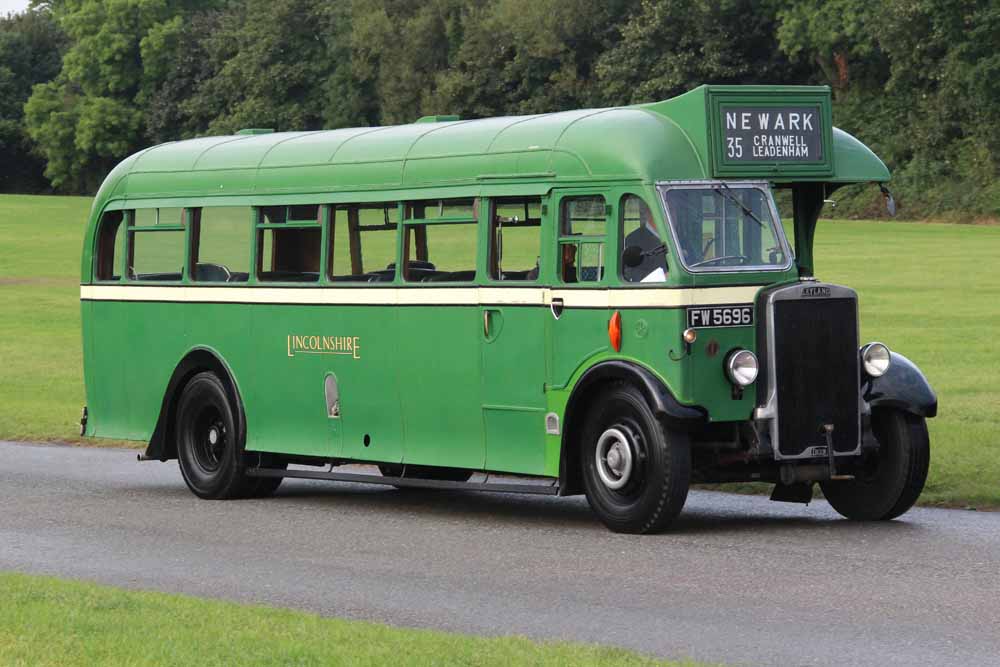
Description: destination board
xmin=720 ymin=105 xmax=823 ymax=162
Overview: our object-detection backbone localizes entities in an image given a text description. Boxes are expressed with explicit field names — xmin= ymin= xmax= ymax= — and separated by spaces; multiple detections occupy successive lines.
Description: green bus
xmin=80 ymin=85 xmax=937 ymax=533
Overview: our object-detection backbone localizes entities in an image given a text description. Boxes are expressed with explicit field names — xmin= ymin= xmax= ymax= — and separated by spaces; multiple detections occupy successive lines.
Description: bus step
xmin=246 ymin=465 xmax=561 ymax=496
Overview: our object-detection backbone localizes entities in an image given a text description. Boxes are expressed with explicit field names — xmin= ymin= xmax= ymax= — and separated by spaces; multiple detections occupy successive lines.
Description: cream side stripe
xmin=81 ymin=285 xmax=761 ymax=307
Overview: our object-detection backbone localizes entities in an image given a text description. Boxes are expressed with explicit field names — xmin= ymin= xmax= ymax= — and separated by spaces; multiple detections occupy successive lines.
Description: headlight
xmin=861 ymin=342 xmax=891 ymax=378
xmin=725 ymin=349 xmax=758 ymax=387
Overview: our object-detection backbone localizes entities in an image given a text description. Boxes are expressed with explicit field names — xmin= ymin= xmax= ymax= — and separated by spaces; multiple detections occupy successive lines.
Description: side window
xmin=559 ymin=196 xmax=606 ymax=284
xmin=190 ymin=207 xmax=251 ymax=283
xmin=620 ymin=194 xmax=667 ymax=283
xmin=127 ymin=208 xmax=186 ymax=281
xmin=94 ymin=210 xmax=124 ymax=281
xmin=329 ymin=203 xmax=399 ymax=282
xmin=488 ymin=197 xmax=541 ymax=281
xmin=401 ymin=198 xmax=477 ymax=283
xmin=257 ymin=205 xmax=321 ymax=283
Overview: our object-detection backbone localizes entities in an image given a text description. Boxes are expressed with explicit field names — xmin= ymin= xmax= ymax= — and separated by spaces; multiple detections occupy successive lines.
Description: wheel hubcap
xmin=596 ymin=427 xmax=634 ymax=490
xmin=191 ymin=407 xmax=226 ymax=473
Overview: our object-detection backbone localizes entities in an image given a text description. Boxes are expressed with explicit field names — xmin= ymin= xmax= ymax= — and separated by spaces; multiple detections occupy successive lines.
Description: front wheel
xmin=820 ymin=408 xmax=929 ymax=521
xmin=581 ymin=384 xmax=691 ymax=534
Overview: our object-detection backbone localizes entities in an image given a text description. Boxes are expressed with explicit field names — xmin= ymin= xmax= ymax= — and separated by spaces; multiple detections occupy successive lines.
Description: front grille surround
xmin=754 ymin=282 xmax=861 ymax=460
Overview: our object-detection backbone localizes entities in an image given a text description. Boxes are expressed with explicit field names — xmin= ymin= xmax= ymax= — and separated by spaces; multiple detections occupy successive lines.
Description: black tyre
xmin=820 ymin=408 xmax=929 ymax=521
xmin=176 ymin=371 xmax=254 ymax=499
xmin=581 ymin=384 xmax=691 ymax=534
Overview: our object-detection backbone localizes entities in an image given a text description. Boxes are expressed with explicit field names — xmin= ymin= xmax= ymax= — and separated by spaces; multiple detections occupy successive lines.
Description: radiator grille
xmin=772 ymin=298 xmax=859 ymax=457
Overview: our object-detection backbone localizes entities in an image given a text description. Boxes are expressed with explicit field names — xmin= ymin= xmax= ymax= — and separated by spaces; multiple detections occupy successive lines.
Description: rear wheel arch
xmin=558 ymin=360 xmax=705 ymax=495
xmin=144 ymin=348 xmax=246 ymax=462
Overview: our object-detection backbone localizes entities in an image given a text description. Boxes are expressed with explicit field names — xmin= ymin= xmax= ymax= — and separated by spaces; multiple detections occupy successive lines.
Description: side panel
xmin=85 ymin=300 xmax=187 ymax=440
xmin=249 ymin=302 xmax=401 ymax=462
xmin=397 ymin=303 xmax=484 ymax=469
xmin=81 ymin=300 xmax=131 ymax=438
xmin=480 ymin=304 xmax=547 ymax=475
xmin=683 ymin=321 xmax=758 ymax=421
xmin=123 ymin=303 xmax=186 ymax=438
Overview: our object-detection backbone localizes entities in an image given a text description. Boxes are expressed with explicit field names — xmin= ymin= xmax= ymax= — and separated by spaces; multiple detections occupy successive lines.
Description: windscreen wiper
xmin=714 ymin=182 xmax=765 ymax=228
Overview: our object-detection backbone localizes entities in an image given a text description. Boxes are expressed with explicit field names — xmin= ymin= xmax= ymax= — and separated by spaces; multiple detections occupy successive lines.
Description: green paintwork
xmin=80 ymin=85 xmax=891 ymax=480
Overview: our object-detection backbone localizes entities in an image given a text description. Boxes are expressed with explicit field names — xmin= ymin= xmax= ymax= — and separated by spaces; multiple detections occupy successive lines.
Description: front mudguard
xmin=864 ymin=352 xmax=937 ymax=418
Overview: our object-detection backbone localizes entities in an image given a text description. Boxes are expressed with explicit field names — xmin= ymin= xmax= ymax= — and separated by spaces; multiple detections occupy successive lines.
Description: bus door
xmin=479 ymin=197 xmax=548 ymax=476
xmin=546 ymin=191 xmax=612 ymax=392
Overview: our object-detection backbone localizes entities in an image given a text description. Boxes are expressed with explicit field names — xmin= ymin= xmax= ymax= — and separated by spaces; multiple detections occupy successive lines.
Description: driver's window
xmin=190 ymin=207 xmax=252 ymax=283
xmin=620 ymin=194 xmax=667 ymax=283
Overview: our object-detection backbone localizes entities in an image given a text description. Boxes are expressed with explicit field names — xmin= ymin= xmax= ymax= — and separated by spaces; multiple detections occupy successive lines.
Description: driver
xmin=623 ymin=199 xmax=667 ymax=282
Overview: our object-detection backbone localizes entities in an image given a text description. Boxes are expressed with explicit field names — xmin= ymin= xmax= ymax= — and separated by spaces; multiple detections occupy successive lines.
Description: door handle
xmin=550 ymin=297 xmax=564 ymax=320
xmin=484 ymin=309 xmax=490 ymax=337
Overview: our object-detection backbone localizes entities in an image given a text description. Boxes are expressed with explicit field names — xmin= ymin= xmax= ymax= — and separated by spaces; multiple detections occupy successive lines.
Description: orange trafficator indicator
xmin=609 ymin=311 xmax=622 ymax=352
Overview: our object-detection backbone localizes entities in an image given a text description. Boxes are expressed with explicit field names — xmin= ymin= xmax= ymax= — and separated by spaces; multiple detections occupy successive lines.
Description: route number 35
xmin=727 ymin=137 xmax=743 ymax=159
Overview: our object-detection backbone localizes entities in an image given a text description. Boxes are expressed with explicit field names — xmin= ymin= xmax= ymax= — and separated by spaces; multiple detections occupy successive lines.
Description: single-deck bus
xmin=80 ymin=85 xmax=937 ymax=533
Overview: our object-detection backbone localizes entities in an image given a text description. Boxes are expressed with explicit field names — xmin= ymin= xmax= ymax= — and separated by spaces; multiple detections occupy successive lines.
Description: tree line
xmin=1 ymin=0 xmax=997 ymax=220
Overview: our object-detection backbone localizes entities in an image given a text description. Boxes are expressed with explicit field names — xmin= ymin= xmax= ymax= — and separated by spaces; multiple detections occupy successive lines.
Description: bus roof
xmin=94 ymin=85 xmax=889 ymax=208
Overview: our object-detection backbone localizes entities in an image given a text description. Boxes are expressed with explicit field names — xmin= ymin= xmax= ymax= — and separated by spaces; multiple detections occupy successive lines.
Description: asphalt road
xmin=2 ymin=442 xmax=999 ymax=666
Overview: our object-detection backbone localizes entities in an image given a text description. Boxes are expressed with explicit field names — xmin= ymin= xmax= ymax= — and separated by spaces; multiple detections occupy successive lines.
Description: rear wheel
xmin=820 ymin=408 xmax=929 ymax=520
xmin=581 ymin=384 xmax=691 ymax=534
xmin=176 ymin=372 xmax=254 ymax=499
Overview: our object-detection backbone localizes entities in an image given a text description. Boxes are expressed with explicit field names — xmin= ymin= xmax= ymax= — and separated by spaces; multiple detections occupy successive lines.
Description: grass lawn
xmin=0 ymin=194 xmax=997 ymax=506
xmin=0 ymin=196 xmax=94 ymax=443
xmin=0 ymin=572 xmax=704 ymax=666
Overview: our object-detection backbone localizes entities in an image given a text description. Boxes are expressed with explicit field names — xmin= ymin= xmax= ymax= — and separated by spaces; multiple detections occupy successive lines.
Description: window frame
xmin=557 ymin=194 xmax=608 ymax=285
xmin=253 ymin=205 xmax=325 ymax=284
xmin=399 ymin=198 xmax=478 ymax=284
xmin=94 ymin=210 xmax=126 ymax=283
xmin=327 ymin=202 xmax=402 ymax=284
xmin=486 ymin=196 xmax=543 ymax=283
xmin=187 ymin=206 xmax=255 ymax=284
xmin=617 ymin=192 xmax=671 ymax=284
xmin=124 ymin=207 xmax=188 ymax=283
xmin=656 ymin=180 xmax=793 ymax=275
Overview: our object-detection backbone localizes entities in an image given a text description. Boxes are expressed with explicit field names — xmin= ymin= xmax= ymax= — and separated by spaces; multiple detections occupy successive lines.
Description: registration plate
xmin=686 ymin=304 xmax=754 ymax=328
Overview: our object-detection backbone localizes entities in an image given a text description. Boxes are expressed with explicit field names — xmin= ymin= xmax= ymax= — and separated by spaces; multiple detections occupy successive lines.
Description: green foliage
xmin=777 ymin=0 xmax=1000 ymax=219
xmin=172 ymin=0 xmax=367 ymax=135
xmin=0 ymin=8 xmax=66 ymax=192
xmin=23 ymin=1 xmax=207 ymax=191
xmin=433 ymin=0 xmax=636 ymax=118
xmin=3 ymin=0 xmax=1000 ymax=217
xmin=595 ymin=0 xmax=811 ymax=105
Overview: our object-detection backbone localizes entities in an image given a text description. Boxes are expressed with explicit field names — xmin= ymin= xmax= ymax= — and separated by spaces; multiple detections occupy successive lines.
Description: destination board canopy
xmin=643 ymin=85 xmax=867 ymax=182
xmin=707 ymin=87 xmax=834 ymax=178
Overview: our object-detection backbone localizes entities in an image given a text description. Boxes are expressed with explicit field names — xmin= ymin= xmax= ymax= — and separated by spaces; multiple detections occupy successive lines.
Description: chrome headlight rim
xmin=725 ymin=349 xmax=759 ymax=387
xmin=861 ymin=342 xmax=892 ymax=378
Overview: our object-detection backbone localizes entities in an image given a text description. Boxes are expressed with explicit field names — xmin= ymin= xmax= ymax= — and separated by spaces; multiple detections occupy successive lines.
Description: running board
xmin=246 ymin=466 xmax=561 ymax=496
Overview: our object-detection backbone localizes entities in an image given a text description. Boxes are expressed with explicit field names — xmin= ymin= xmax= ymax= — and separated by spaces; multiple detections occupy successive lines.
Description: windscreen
xmin=661 ymin=185 xmax=789 ymax=272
